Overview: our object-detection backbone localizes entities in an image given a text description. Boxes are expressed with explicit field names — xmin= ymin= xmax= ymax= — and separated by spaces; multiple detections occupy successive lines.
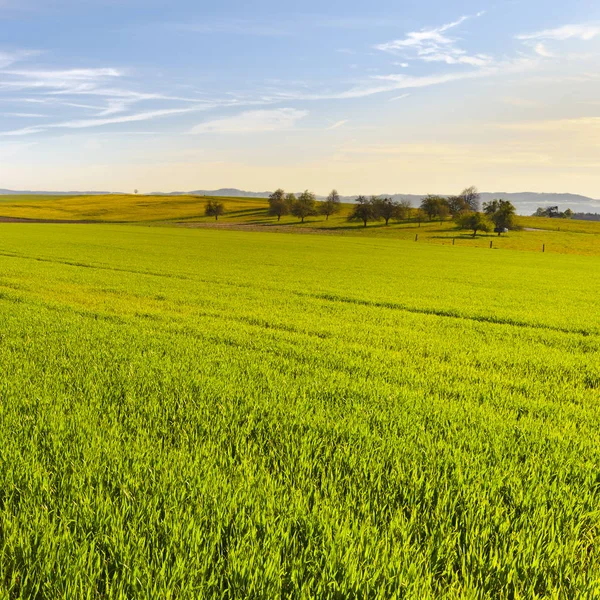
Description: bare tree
xmin=319 ymin=189 xmax=342 ymax=220
xmin=460 ymin=186 xmax=481 ymax=212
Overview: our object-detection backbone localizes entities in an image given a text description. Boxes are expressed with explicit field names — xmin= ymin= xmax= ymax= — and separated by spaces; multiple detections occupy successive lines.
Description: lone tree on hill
xmin=319 ymin=189 xmax=342 ymax=220
xmin=205 ymin=200 xmax=225 ymax=221
xmin=483 ymin=199 xmax=517 ymax=234
xmin=460 ymin=186 xmax=481 ymax=212
xmin=268 ymin=188 xmax=289 ymax=221
xmin=455 ymin=211 xmax=491 ymax=237
xmin=291 ymin=190 xmax=317 ymax=223
xmin=348 ymin=195 xmax=377 ymax=227
xmin=373 ymin=197 xmax=401 ymax=225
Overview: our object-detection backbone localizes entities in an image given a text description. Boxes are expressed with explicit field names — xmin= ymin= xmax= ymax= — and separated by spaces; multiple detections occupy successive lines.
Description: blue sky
xmin=2 ymin=0 xmax=600 ymax=195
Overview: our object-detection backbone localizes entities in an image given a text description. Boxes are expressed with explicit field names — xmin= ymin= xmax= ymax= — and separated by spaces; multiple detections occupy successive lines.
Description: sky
xmin=2 ymin=0 xmax=600 ymax=196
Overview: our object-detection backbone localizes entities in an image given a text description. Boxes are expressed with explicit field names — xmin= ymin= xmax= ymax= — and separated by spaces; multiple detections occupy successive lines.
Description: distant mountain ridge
xmin=158 ymin=189 xmax=600 ymax=213
xmin=1 ymin=188 xmax=599 ymax=213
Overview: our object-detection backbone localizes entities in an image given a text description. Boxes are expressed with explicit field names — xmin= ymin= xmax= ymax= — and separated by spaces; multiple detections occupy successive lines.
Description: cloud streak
xmin=376 ymin=13 xmax=492 ymax=67
xmin=517 ymin=23 xmax=600 ymax=42
xmin=190 ymin=108 xmax=308 ymax=134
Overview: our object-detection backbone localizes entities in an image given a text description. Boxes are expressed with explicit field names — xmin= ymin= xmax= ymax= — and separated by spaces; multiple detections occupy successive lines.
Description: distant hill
xmin=0 ymin=189 xmax=114 ymax=196
xmin=150 ymin=188 xmax=273 ymax=198
xmin=2 ymin=188 xmax=600 ymax=214
xmin=153 ymin=189 xmax=600 ymax=213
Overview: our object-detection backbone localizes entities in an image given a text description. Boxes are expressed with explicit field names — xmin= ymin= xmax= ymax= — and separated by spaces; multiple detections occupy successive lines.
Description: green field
xmin=1 ymin=194 xmax=599 ymax=256
xmin=0 ymin=223 xmax=599 ymax=598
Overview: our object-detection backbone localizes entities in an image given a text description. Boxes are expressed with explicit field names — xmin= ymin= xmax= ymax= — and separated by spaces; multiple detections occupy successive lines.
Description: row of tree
xmin=532 ymin=206 xmax=574 ymax=219
xmin=206 ymin=186 xmax=518 ymax=237
xmin=268 ymin=189 xmax=343 ymax=223
xmin=346 ymin=187 xmax=517 ymax=236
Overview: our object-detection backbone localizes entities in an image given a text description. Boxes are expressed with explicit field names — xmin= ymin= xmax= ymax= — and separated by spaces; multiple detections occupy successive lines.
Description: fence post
xmin=452 ymin=238 xmax=455 ymax=245
xmin=490 ymin=241 xmax=493 ymax=249
xmin=415 ymin=234 xmax=418 ymax=242
xmin=543 ymin=244 xmax=545 ymax=253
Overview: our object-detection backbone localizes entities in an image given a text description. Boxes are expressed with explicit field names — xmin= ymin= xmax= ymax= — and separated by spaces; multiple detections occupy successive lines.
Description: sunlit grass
xmin=0 ymin=224 xmax=599 ymax=597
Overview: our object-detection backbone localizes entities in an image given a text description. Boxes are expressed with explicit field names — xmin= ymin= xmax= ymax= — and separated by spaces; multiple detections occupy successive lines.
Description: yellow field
xmin=0 ymin=194 xmax=267 ymax=222
xmin=0 ymin=194 xmax=599 ymax=256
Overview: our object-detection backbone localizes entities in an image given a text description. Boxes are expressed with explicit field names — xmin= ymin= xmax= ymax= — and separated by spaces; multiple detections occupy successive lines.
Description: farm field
xmin=1 ymin=194 xmax=599 ymax=256
xmin=0 ymin=223 xmax=599 ymax=598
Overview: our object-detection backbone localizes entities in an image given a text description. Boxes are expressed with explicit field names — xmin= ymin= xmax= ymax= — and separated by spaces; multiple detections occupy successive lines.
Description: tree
xmin=420 ymin=195 xmax=449 ymax=221
xmin=205 ymin=200 xmax=225 ymax=221
xmin=373 ymin=197 xmax=401 ymax=225
xmin=319 ymin=189 xmax=342 ymax=220
xmin=563 ymin=208 xmax=574 ymax=219
xmin=397 ymin=199 xmax=412 ymax=220
xmin=285 ymin=193 xmax=297 ymax=210
xmin=414 ymin=208 xmax=427 ymax=227
xmin=291 ymin=190 xmax=317 ymax=223
xmin=268 ymin=188 xmax=289 ymax=221
xmin=533 ymin=207 xmax=547 ymax=217
xmin=460 ymin=186 xmax=481 ymax=212
xmin=447 ymin=195 xmax=469 ymax=216
xmin=483 ymin=199 xmax=516 ymax=234
xmin=348 ymin=195 xmax=377 ymax=227
xmin=455 ymin=211 xmax=491 ymax=237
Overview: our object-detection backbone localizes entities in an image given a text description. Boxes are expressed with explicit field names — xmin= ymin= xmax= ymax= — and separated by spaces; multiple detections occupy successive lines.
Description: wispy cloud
xmin=190 ymin=108 xmax=308 ymax=134
xmin=533 ymin=43 xmax=554 ymax=58
xmin=1 ymin=112 xmax=46 ymax=118
xmin=517 ymin=23 xmax=600 ymax=42
xmin=0 ymin=49 xmax=39 ymax=68
xmin=389 ymin=93 xmax=410 ymax=101
xmin=0 ymin=107 xmax=201 ymax=136
xmin=327 ymin=119 xmax=348 ymax=130
xmin=376 ymin=12 xmax=491 ymax=67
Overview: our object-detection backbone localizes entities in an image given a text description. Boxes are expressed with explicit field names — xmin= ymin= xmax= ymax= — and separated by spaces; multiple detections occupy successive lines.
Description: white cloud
xmin=0 ymin=50 xmax=39 ymax=68
xmin=533 ymin=43 xmax=554 ymax=58
xmin=375 ymin=13 xmax=492 ymax=67
xmin=389 ymin=93 xmax=410 ymax=101
xmin=517 ymin=24 xmax=600 ymax=42
xmin=327 ymin=119 xmax=348 ymax=130
xmin=189 ymin=108 xmax=308 ymax=134
xmin=2 ymin=112 xmax=46 ymax=118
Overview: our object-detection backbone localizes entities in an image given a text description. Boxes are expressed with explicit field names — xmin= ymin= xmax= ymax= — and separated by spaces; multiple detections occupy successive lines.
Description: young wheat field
xmin=0 ymin=223 xmax=599 ymax=598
